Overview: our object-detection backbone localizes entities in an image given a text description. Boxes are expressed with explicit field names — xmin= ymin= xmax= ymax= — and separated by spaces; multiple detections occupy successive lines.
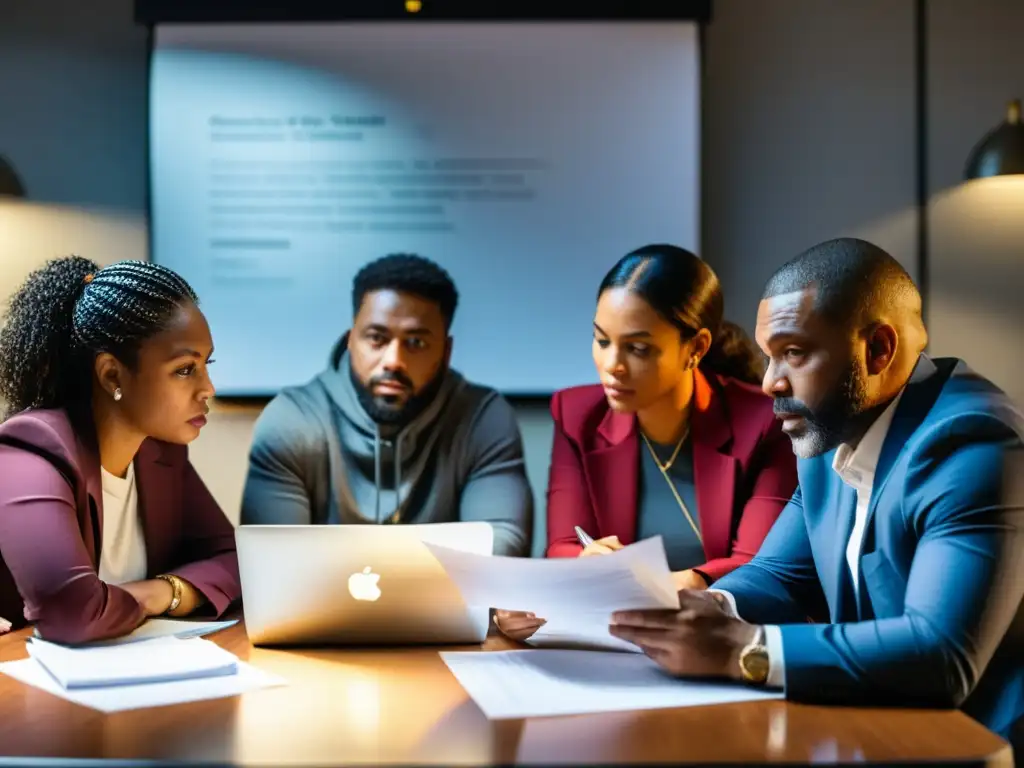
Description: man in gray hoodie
xmin=240 ymin=254 xmax=533 ymax=556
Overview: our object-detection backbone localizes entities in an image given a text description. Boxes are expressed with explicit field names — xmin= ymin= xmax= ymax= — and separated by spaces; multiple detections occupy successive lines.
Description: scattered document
xmin=442 ymin=649 xmax=782 ymax=719
xmin=425 ymin=536 xmax=678 ymax=650
xmin=26 ymin=635 xmax=239 ymax=689
xmin=0 ymin=656 xmax=284 ymax=713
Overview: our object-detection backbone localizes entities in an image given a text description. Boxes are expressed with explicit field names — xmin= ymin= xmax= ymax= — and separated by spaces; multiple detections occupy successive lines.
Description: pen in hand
xmin=574 ymin=526 xmax=595 ymax=548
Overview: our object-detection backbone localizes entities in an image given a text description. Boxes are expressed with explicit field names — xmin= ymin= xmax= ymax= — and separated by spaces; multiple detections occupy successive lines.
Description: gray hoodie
xmin=240 ymin=350 xmax=533 ymax=556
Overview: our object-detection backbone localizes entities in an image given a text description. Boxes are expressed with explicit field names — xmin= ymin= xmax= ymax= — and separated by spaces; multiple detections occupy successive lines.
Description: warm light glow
xmin=231 ymin=646 xmax=483 ymax=763
xmin=933 ymin=177 xmax=1024 ymax=246
xmin=406 ymin=0 xmax=422 ymax=12
xmin=957 ymin=174 xmax=1024 ymax=206
xmin=344 ymin=674 xmax=383 ymax=735
xmin=232 ymin=650 xmax=382 ymax=761
xmin=0 ymin=199 xmax=147 ymax=309
xmin=926 ymin=178 xmax=1024 ymax=409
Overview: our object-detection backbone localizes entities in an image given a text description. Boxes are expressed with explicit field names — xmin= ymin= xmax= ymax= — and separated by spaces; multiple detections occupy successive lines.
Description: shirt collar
xmin=831 ymin=355 xmax=937 ymax=491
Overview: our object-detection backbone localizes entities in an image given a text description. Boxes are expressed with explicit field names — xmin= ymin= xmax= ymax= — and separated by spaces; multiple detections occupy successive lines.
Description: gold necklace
xmin=640 ymin=430 xmax=703 ymax=546
xmin=639 ymin=428 xmax=688 ymax=472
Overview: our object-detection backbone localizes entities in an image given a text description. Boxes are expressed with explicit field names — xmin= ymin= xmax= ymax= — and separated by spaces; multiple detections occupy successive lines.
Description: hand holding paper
xmin=609 ymin=588 xmax=760 ymax=680
xmin=424 ymin=536 xmax=679 ymax=651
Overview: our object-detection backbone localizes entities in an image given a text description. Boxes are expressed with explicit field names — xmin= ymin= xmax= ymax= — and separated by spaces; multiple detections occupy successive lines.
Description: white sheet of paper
xmin=26 ymin=636 xmax=240 ymax=689
xmin=0 ymin=657 xmax=285 ymax=713
xmin=36 ymin=618 xmax=240 ymax=647
xmin=525 ymin=613 xmax=641 ymax=653
xmin=442 ymin=649 xmax=782 ymax=719
xmin=424 ymin=536 xmax=678 ymax=649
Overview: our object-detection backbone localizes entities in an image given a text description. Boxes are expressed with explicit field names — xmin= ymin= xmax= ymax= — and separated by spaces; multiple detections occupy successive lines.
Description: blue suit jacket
xmin=714 ymin=357 xmax=1024 ymax=742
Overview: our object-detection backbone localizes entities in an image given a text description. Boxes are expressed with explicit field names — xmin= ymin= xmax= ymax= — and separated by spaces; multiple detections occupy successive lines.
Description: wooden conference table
xmin=0 ymin=619 xmax=1013 ymax=766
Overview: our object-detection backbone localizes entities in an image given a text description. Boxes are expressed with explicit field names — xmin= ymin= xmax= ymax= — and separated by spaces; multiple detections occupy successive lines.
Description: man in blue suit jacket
xmin=610 ymin=237 xmax=1024 ymax=751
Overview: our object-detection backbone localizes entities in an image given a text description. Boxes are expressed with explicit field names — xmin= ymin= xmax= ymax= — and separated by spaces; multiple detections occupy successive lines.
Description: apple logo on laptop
xmin=348 ymin=566 xmax=382 ymax=602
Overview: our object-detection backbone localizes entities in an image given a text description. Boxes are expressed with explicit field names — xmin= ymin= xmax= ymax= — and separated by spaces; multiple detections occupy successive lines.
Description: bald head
xmin=763 ymin=237 xmax=925 ymax=344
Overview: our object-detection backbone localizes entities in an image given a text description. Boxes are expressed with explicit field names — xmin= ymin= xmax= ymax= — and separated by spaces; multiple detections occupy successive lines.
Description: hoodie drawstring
xmin=373 ymin=425 xmax=382 ymax=524
xmin=372 ymin=425 xmax=405 ymax=525
xmin=393 ymin=433 xmax=403 ymax=523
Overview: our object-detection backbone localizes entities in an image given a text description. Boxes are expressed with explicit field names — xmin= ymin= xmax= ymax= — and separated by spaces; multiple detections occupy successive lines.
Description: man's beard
xmin=773 ymin=361 xmax=869 ymax=459
xmin=350 ymin=364 xmax=447 ymax=429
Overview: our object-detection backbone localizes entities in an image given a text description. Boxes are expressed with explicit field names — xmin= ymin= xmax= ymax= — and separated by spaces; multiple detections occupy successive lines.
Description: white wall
xmin=2 ymin=0 xmax=1022 ymax=553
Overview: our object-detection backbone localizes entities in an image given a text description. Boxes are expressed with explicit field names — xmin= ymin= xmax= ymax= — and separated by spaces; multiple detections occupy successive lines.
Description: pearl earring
xmin=113 ymin=388 xmax=122 ymax=402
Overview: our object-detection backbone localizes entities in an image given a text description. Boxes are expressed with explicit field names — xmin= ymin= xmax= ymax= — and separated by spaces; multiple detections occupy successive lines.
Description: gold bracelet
xmin=156 ymin=574 xmax=182 ymax=613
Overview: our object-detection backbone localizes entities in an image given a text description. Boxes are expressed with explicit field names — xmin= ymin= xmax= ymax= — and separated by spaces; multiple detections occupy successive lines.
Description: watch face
xmin=742 ymin=648 xmax=770 ymax=682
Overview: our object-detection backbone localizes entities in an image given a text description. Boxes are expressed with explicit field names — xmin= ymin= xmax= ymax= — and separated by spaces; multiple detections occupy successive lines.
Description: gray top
xmin=240 ymin=348 xmax=533 ymax=557
xmin=636 ymin=437 xmax=705 ymax=572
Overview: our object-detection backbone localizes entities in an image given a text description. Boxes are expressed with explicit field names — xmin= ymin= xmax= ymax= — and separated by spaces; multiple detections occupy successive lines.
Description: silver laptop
xmin=235 ymin=522 xmax=493 ymax=647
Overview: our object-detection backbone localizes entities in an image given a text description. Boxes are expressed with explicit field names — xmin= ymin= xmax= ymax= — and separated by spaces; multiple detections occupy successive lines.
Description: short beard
xmin=350 ymin=364 xmax=447 ymax=430
xmin=775 ymin=361 xmax=869 ymax=459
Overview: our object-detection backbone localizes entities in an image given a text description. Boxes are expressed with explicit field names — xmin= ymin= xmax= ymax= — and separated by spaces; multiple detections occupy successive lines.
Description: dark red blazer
xmin=0 ymin=409 xmax=240 ymax=645
xmin=545 ymin=370 xmax=797 ymax=582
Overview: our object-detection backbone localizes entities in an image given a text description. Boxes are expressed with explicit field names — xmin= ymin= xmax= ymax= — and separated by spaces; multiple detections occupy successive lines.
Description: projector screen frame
xmin=139 ymin=9 xmax=710 ymax=404
xmin=135 ymin=1 xmax=712 ymax=25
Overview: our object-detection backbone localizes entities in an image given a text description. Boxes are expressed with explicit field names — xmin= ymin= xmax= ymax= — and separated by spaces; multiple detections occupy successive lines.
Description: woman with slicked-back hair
xmin=496 ymin=245 xmax=797 ymax=641
xmin=0 ymin=256 xmax=240 ymax=644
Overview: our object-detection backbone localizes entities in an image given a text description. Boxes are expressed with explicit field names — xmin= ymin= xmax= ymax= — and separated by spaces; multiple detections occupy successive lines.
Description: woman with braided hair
xmin=0 ymin=256 xmax=240 ymax=644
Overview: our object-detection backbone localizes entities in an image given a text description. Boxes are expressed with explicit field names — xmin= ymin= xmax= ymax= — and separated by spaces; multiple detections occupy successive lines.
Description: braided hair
xmin=0 ymin=256 xmax=198 ymax=420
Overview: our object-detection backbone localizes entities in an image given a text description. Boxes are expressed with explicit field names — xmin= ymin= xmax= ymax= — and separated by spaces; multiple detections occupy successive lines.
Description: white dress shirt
xmin=715 ymin=357 xmax=936 ymax=689
xmin=98 ymin=463 xmax=148 ymax=585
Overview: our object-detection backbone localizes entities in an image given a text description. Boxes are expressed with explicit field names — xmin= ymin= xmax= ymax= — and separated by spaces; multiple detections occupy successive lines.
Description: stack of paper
xmin=27 ymin=635 xmax=239 ymax=689
xmin=0 ymin=634 xmax=285 ymax=712
xmin=424 ymin=536 xmax=679 ymax=651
